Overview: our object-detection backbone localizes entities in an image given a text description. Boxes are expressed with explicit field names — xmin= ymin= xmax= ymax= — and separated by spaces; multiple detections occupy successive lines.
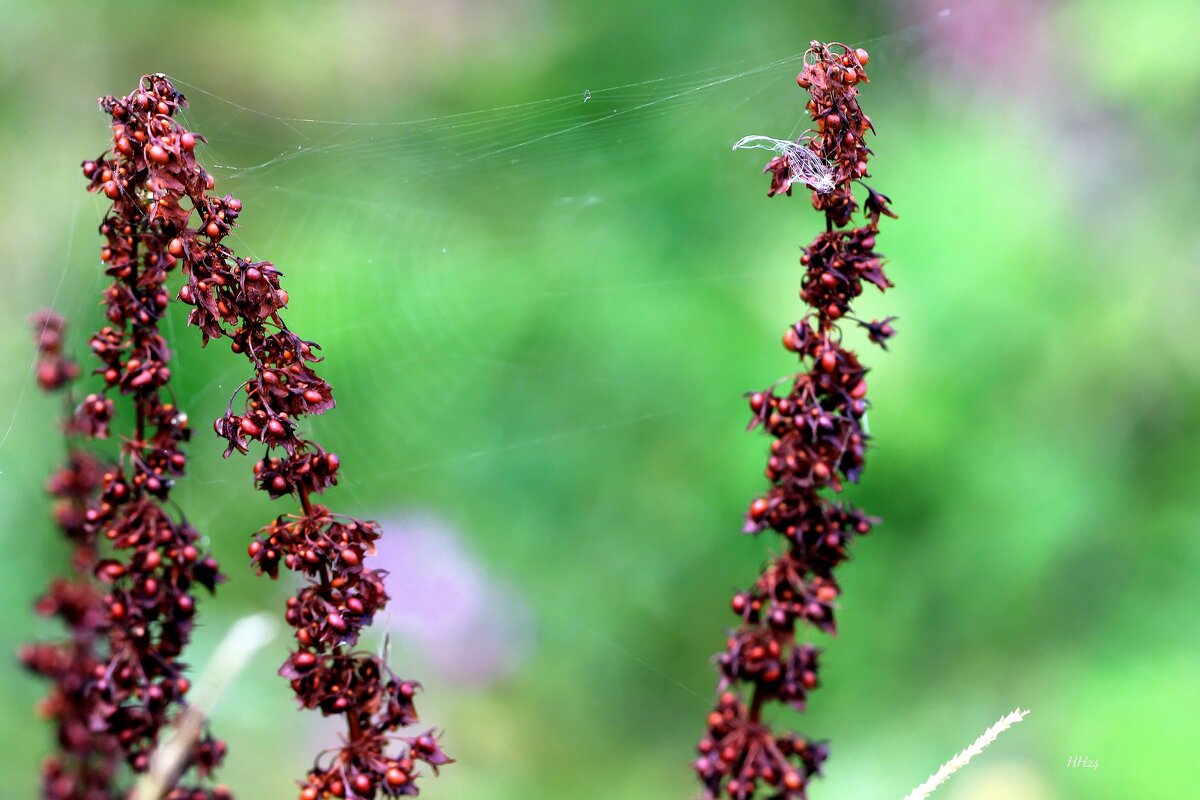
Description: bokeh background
xmin=2 ymin=0 xmax=1197 ymax=798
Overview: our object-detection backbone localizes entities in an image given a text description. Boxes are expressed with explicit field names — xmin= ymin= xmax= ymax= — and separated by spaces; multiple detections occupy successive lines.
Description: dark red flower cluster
xmin=77 ymin=78 xmax=230 ymax=794
xmin=696 ymin=42 xmax=898 ymax=799
xmin=33 ymin=311 xmax=82 ymax=392
xmin=24 ymin=304 xmax=229 ymax=798
xmin=84 ymin=75 xmax=450 ymax=799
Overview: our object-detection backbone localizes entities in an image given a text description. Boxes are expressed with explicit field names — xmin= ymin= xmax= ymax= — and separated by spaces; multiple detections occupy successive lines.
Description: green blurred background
xmin=2 ymin=1 xmax=1197 ymax=798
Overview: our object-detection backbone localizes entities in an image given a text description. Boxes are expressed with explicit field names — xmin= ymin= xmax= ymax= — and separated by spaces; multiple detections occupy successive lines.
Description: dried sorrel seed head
xmin=84 ymin=74 xmax=451 ymax=798
xmin=695 ymin=41 xmax=898 ymax=800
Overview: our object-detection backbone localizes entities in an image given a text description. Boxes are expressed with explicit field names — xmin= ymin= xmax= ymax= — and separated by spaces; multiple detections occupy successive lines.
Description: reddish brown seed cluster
xmin=765 ymin=44 xmax=876 ymax=227
xmin=32 ymin=311 xmax=81 ymax=392
xmin=24 ymin=282 xmax=229 ymax=796
xmin=86 ymin=75 xmax=450 ymax=798
xmin=696 ymin=42 xmax=898 ymax=800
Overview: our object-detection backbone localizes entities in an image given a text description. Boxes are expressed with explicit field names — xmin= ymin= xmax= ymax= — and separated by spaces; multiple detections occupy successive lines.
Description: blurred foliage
xmin=1 ymin=1 xmax=1197 ymax=799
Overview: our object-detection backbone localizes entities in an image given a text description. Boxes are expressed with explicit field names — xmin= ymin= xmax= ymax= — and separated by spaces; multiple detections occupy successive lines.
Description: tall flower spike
xmin=695 ymin=42 xmax=897 ymax=799
xmin=88 ymin=75 xmax=451 ymax=799
xmin=21 ymin=73 xmax=238 ymax=800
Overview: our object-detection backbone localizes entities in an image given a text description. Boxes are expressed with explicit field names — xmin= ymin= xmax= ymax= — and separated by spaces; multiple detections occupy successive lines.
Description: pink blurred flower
xmin=917 ymin=0 xmax=1052 ymax=87
xmin=376 ymin=512 xmax=533 ymax=687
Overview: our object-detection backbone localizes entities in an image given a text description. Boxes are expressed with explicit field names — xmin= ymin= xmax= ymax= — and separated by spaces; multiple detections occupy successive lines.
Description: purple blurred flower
xmin=918 ymin=0 xmax=1052 ymax=87
xmin=377 ymin=512 xmax=534 ymax=687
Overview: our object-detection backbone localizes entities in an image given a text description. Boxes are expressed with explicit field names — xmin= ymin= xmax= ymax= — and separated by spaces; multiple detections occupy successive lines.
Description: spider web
xmin=157 ymin=32 xmax=923 ymax=471
xmin=160 ymin=50 xmax=810 ymax=479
